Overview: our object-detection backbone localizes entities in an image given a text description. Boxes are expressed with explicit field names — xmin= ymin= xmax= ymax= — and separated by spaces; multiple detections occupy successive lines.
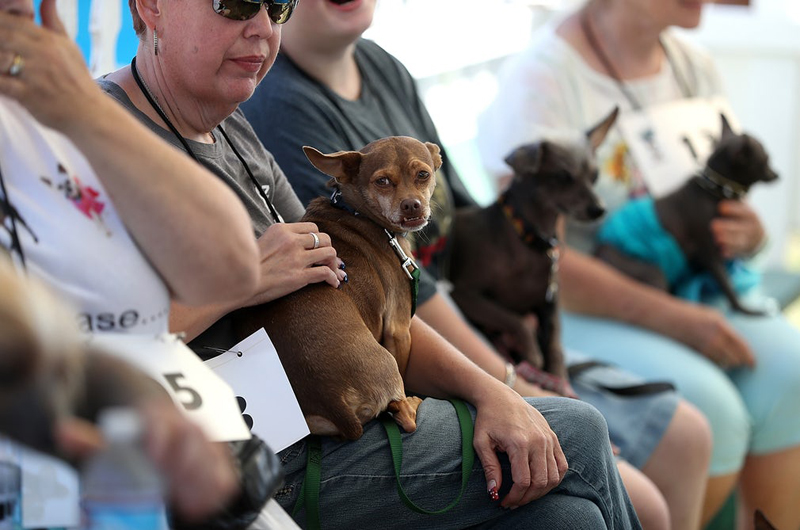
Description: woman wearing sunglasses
xmin=100 ymin=1 xmax=643 ymax=528
xmin=0 ymin=0 xmax=265 ymax=522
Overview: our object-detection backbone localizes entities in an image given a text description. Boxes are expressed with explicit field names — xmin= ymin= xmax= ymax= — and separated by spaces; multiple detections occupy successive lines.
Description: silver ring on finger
xmin=309 ymin=232 xmax=320 ymax=250
xmin=7 ymin=54 xmax=24 ymax=77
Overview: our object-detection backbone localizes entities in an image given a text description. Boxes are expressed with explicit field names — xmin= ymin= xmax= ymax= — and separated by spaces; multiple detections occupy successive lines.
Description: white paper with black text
xmin=617 ymin=96 xmax=740 ymax=198
xmin=204 ymin=328 xmax=309 ymax=451
xmin=89 ymin=333 xmax=251 ymax=442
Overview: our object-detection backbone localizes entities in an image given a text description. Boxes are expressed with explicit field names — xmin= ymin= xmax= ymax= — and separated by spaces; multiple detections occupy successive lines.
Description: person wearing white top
xmin=477 ymin=1 xmax=800 ymax=528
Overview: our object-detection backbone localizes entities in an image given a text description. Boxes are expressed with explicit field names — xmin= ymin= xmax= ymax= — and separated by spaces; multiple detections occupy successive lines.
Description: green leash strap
xmin=292 ymin=435 xmax=321 ymax=529
xmin=381 ymin=398 xmax=474 ymax=515
xmin=292 ymin=399 xmax=474 ymax=529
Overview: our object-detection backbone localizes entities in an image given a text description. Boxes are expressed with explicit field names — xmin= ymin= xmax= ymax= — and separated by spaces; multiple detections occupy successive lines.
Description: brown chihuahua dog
xmin=449 ymin=108 xmax=617 ymax=391
xmin=231 ymin=137 xmax=441 ymax=440
xmin=596 ymin=115 xmax=778 ymax=315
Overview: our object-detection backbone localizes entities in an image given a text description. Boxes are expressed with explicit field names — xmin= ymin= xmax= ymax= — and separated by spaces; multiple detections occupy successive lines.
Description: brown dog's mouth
xmin=400 ymin=216 xmax=428 ymax=231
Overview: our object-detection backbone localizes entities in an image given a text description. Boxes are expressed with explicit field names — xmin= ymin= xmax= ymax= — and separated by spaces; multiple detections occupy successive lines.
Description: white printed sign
xmin=205 ymin=329 xmax=309 ymax=452
xmin=617 ymin=96 xmax=741 ymax=198
xmin=89 ymin=333 xmax=251 ymax=442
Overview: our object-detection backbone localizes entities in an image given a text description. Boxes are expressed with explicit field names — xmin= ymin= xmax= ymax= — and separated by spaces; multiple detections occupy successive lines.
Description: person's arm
xmin=403 ymin=317 xmax=567 ymax=509
xmin=171 ymin=221 xmax=346 ymax=341
xmin=0 ymin=1 xmax=258 ymax=306
xmin=560 ymin=245 xmax=755 ymax=367
xmin=415 ymin=294 xmax=557 ymax=397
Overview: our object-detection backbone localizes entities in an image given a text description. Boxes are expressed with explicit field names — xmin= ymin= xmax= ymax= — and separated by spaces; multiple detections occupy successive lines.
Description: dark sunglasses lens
xmin=268 ymin=0 xmax=297 ymax=24
xmin=213 ymin=0 xmax=261 ymax=21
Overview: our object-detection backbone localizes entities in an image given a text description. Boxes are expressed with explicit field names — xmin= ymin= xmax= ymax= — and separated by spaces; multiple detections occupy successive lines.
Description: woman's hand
xmin=669 ymin=302 xmax=755 ymax=368
xmin=241 ymin=222 xmax=347 ymax=307
xmin=472 ymin=386 xmax=568 ymax=508
xmin=56 ymin=402 xmax=239 ymax=522
xmin=0 ymin=0 xmax=104 ymax=132
xmin=711 ymin=200 xmax=766 ymax=259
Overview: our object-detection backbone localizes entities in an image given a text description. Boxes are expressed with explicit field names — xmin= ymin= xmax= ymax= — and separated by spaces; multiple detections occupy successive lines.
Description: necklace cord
xmin=579 ymin=9 xmax=694 ymax=111
xmin=130 ymin=57 xmax=283 ymax=224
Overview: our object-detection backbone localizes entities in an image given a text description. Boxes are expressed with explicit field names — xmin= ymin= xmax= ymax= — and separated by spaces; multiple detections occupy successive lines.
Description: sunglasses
xmin=212 ymin=0 xmax=298 ymax=24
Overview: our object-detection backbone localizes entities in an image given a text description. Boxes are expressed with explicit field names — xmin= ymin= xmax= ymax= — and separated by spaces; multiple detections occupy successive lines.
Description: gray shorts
xmin=567 ymin=350 xmax=679 ymax=469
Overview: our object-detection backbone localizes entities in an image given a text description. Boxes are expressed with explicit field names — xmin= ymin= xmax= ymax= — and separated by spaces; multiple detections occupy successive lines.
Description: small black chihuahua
xmin=449 ymin=108 xmax=618 ymax=393
xmin=596 ymin=114 xmax=778 ymax=315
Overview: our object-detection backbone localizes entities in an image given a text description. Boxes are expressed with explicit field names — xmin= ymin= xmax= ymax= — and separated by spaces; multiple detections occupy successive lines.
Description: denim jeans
xmin=275 ymin=397 xmax=641 ymax=529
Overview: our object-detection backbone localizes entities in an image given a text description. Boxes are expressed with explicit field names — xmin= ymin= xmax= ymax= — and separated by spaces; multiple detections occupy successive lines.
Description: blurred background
xmin=42 ymin=0 xmax=800 ymax=313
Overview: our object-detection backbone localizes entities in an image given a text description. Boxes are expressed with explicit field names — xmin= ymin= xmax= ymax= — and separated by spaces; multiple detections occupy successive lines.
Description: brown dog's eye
xmin=417 ymin=171 xmax=430 ymax=180
xmin=375 ymin=177 xmax=392 ymax=187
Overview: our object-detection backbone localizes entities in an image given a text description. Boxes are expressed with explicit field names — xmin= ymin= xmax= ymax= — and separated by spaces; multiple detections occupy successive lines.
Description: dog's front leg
xmin=537 ymin=304 xmax=567 ymax=380
xmin=451 ymin=289 xmax=543 ymax=367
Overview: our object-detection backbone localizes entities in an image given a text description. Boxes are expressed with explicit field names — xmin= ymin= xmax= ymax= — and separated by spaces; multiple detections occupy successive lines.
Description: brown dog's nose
xmin=401 ymin=199 xmax=422 ymax=216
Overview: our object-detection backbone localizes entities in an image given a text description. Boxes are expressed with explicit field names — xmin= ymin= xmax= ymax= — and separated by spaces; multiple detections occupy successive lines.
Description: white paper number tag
xmin=617 ymin=96 xmax=740 ymax=198
xmin=89 ymin=332 xmax=251 ymax=442
xmin=204 ymin=329 xmax=309 ymax=451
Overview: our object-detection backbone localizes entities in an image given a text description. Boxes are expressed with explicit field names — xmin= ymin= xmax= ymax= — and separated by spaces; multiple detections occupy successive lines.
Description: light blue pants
xmin=275 ymin=398 xmax=641 ymax=529
xmin=562 ymin=296 xmax=800 ymax=476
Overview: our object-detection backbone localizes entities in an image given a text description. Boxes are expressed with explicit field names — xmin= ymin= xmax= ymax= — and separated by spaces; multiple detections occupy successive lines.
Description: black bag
xmin=172 ymin=434 xmax=285 ymax=530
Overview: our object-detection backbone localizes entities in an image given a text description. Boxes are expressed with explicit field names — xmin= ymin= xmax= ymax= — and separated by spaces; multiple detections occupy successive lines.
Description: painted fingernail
xmin=488 ymin=480 xmax=499 ymax=501
xmin=343 ymin=273 xmax=348 ymax=283
xmin=337 ymin=280 xmax=342 ymax=289
xmin=339 ymin=262 xmax=346 ymax=270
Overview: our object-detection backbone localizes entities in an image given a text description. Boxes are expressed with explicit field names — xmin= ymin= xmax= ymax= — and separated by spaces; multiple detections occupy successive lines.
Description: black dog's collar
xmin=497 ymin=193 xmax=558 ymax=253
xmin=497 ymin=192 xmax=560 ymax=303
xmin=695 ymin=166 xmax=747 ymax=200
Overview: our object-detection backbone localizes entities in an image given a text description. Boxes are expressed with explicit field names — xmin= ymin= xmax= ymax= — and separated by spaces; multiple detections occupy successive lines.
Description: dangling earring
xmin=153 ymin=29 xmax=159 ymax=56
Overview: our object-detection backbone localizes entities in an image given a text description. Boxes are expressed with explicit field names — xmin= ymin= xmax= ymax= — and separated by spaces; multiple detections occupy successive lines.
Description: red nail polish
xmin=488 ymin=487 xmax=499 ymax=501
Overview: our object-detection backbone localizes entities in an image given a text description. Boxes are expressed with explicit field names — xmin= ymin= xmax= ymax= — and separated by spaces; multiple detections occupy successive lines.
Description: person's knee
xmin=678 ymin=371 xmax=749 ymax=474
xmin=555 ymin=399 xmax=612 ymax=456
xmin=662 ymin=400 xmax=712 ymax=470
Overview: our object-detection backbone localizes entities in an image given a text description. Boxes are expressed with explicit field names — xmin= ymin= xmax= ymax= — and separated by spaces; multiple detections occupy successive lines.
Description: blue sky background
xmin=33 ymin=0 xmax=139 ymax=66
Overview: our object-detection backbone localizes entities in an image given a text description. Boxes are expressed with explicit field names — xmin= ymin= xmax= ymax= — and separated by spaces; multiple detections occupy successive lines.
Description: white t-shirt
xmin=0 ymin=96 xmax=170 ymax=334
xmin=476 ymin=22 xmax=724 ymax=252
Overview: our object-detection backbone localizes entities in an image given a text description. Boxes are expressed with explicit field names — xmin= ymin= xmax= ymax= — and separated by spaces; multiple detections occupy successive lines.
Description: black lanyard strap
xmin=580 ymin=9 xmax=694 ymax=111
xmin=130 ymin=57 xmax=283 ymax=224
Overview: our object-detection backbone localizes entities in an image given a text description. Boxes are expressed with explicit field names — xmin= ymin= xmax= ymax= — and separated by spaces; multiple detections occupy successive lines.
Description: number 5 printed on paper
xmin=164 ymin=373 xmax=203 ymax=410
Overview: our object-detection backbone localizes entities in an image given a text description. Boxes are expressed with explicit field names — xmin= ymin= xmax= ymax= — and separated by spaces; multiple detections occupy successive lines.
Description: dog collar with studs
xmin=695 ymin=166 xmax=747 ymax=200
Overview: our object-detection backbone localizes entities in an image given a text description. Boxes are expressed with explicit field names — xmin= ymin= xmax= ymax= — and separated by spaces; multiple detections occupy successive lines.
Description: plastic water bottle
xmin=80 ymin=408 xmax=168 ymax=530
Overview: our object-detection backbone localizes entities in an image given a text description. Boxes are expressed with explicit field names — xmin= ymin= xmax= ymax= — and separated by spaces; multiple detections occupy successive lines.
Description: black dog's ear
xmin=303 ymin=146 xmax=362 ymax=184
xmin=587 ymin=106 xmax=619 ymax=152
xmin=504 ymin=142 xmax=545 ymax=178
xmin=425 ymin=142 xmax=443 ymax=171
xmin=720 ymin=113 xmax=736 ymax=142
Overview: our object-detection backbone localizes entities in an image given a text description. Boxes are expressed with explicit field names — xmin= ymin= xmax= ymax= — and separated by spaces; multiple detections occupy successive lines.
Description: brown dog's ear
xmin=720 ymin=113 xmax=736 ymax=142
xmin=504 ymin=142 xmax=544 ymax=178
xmin=586 ymin=106 xmax=619 ymax=152
xmin=424 ymin=142 xmax=443 ymax=171
xmin=303 ymin=146 xmax=362 ymax=183
xmin=754 ymin=509 xmax=777 ymax=530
